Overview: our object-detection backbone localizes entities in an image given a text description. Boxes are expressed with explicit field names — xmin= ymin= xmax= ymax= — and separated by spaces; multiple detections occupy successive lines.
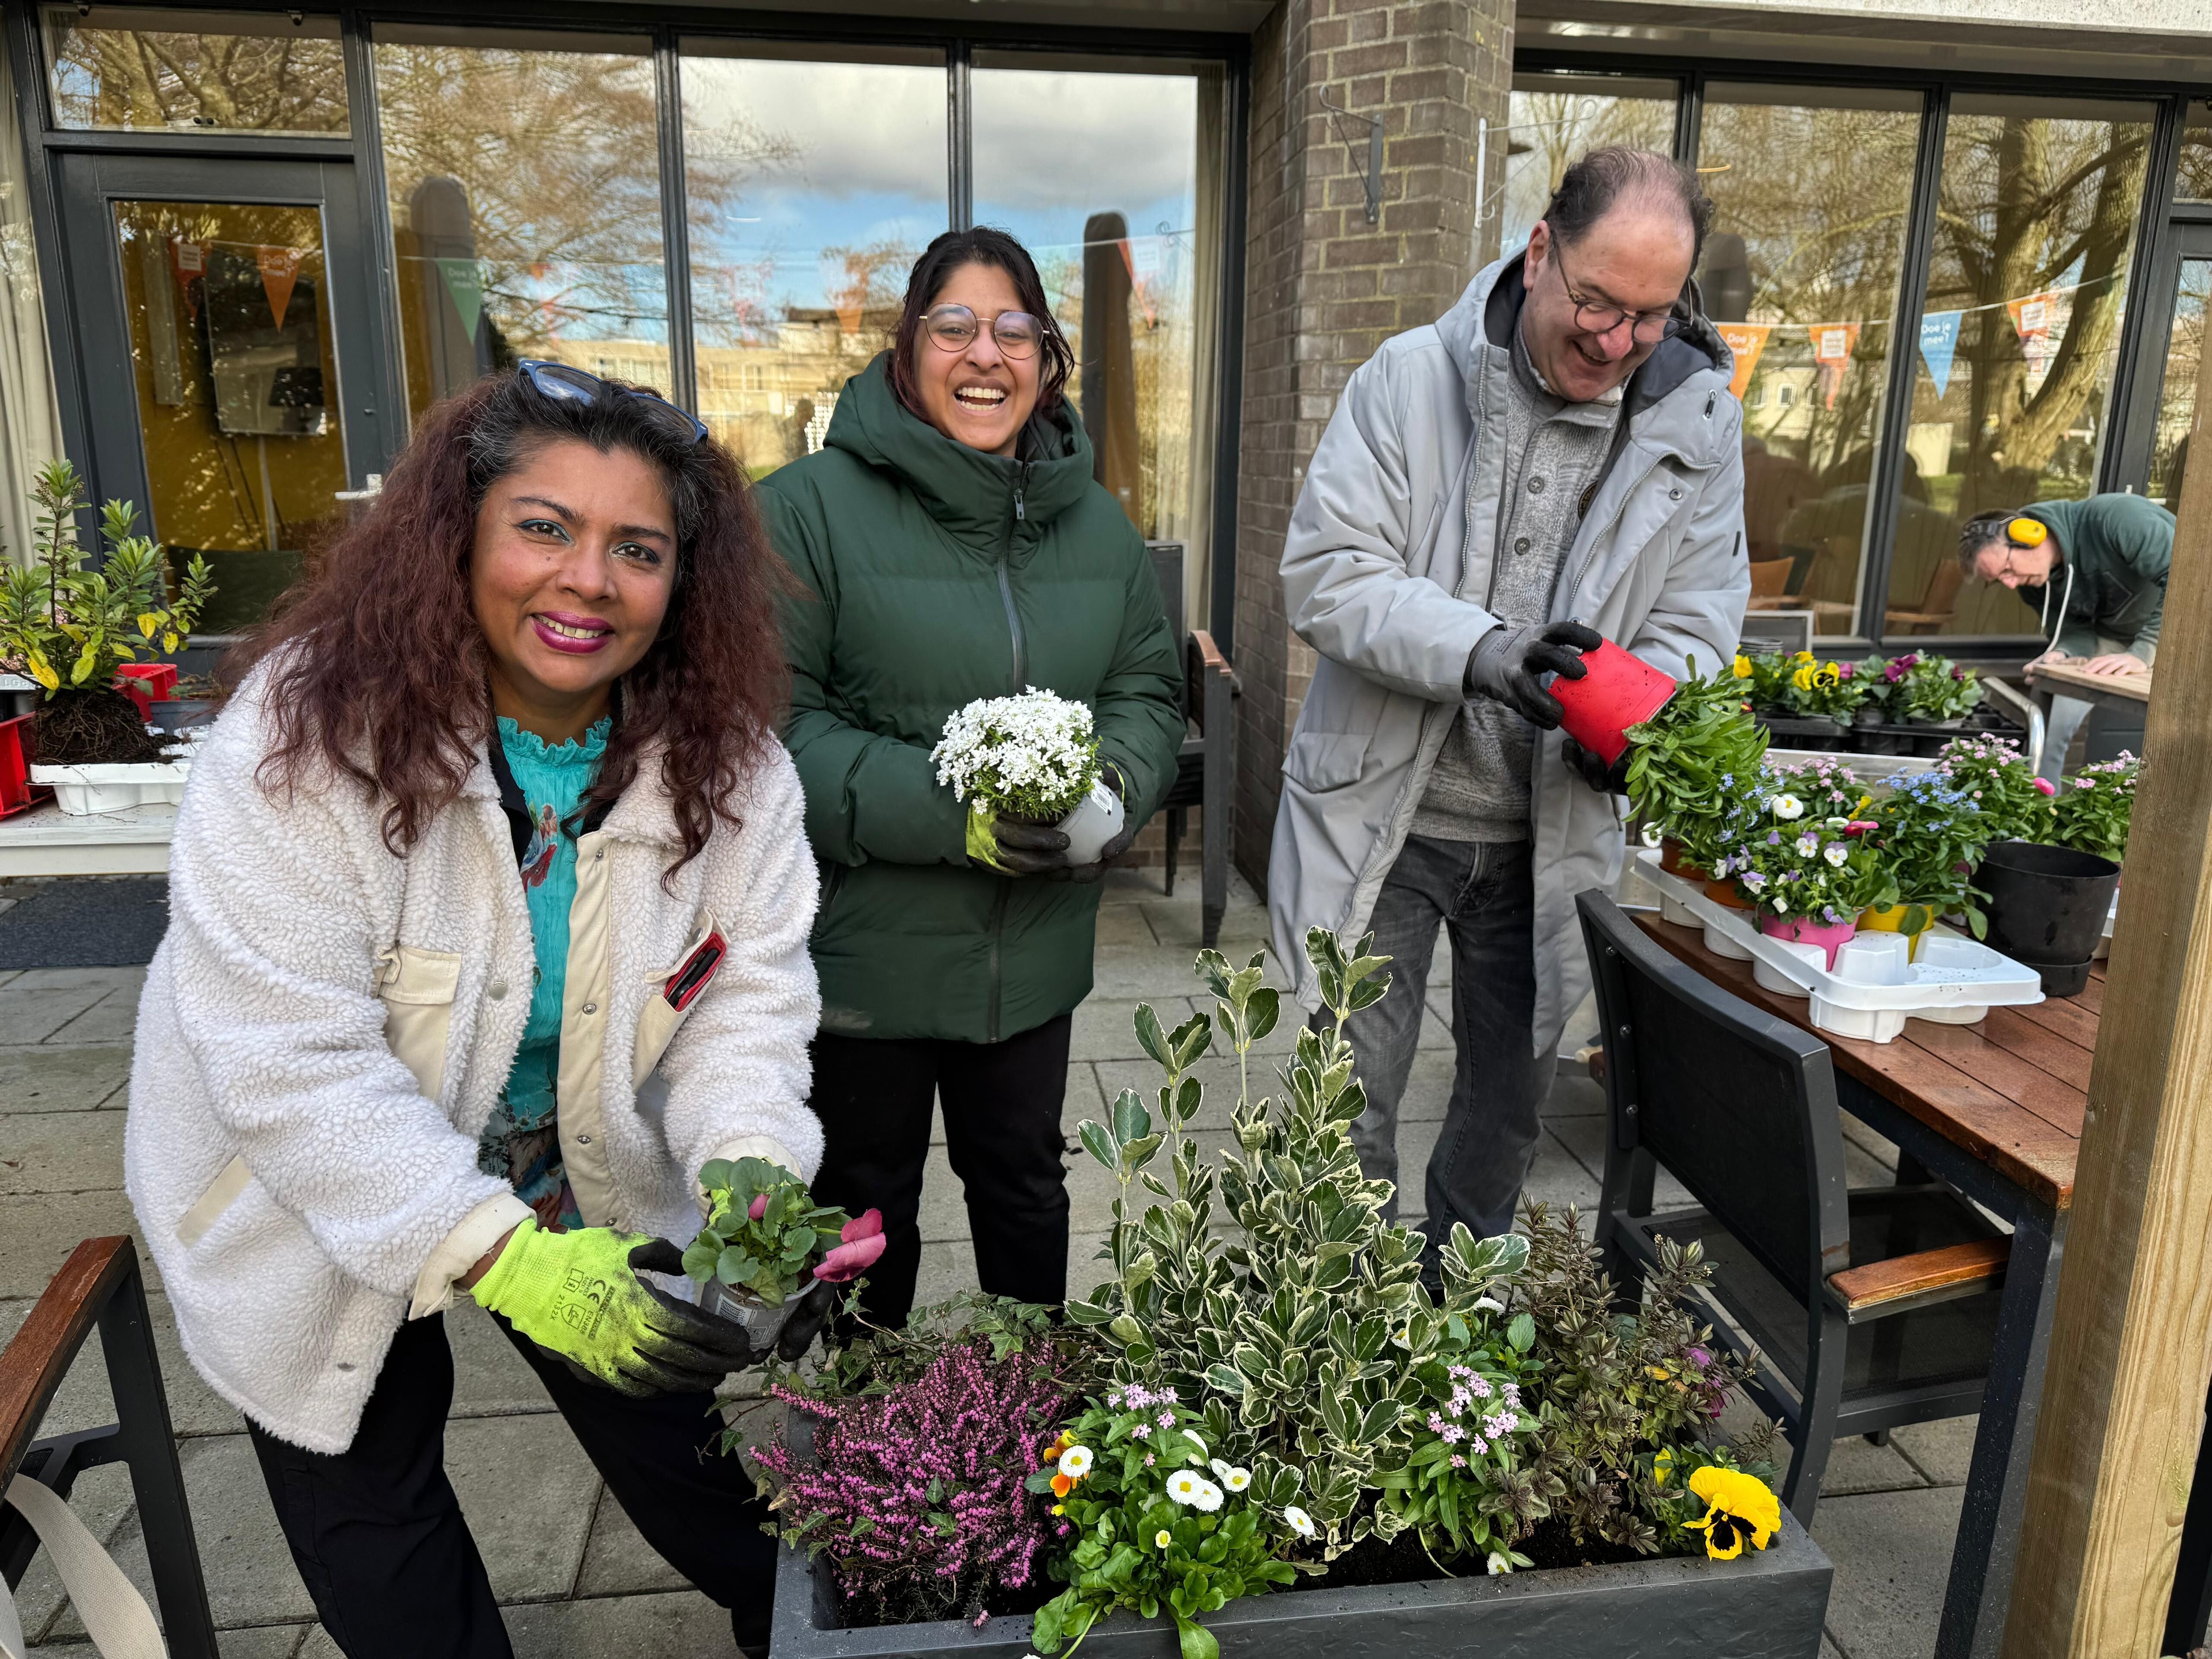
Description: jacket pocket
xmin=635 ymin=911 xmax=722 ymax=1088
xmin=377 ymin=944 xmax=462 ymax=1102
xmin=176 ymin=1154 xmax=252 ymax=1248
xmin=1282 ymin=731 xmax=1371 ymax=791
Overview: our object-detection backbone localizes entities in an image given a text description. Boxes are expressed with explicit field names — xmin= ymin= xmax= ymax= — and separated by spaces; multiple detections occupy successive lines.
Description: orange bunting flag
xmin=257 ymin=246 xmax=302 ymax=331
xmin=1812 ymin=322 xmax=1861 ymax=409
xmin=1718 ymin=324 xmax=1771 ymax=401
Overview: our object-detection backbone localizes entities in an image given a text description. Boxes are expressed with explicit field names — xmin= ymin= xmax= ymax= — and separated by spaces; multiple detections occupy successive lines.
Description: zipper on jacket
xmin=998 ymin=464 xmax=1030 ymax=689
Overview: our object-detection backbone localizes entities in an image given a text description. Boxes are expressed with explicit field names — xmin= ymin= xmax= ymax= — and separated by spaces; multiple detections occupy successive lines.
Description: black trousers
xmin=247 ymin=1312 xmax=777 ymax=1659
xmin=808 ymin=1013 xmax=1073 ymax=1328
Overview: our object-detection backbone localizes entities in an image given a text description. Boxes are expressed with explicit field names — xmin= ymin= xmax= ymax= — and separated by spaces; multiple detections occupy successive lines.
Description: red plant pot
xmin=0 ymin=711 xmax=48 ymax=819
xmin=1703 ymin=878 xmax=1754 ymax=912
xmin=115 ymin=663 xmax=179 ymax=719
xmin=1758 ymin=913 xmax=1858 ymax=971
xmin=1657 ymin=837 xmax=1704 ymax=880
xmin=1551 ymin=639 xmax=1678 ymax=767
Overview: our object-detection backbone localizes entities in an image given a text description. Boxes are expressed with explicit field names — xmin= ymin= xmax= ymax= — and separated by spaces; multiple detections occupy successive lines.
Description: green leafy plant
xmin=1937 ymin=734 xmax=2056 ymax=845
xmin=1030 ymin=1389 xmax=1295 ymax=1659
xmin=2050 ymin=753 xmax=2136 ymax=864
xmin=1863 ymin=768 xmax=1993 ymax=936
xmin=683 ymin=1157 xmax=855 ymax=1307
xmin=1373 ymin=1314 xmax=1541 ymax=1571
xmin=1710 ymin=798 xmax=1895 ymax=925
xmin=0 ymin=459 xmax=211 ymax=694
xmin=1880 ymin=652 xmax=1982 ymax=723
xmin=1624 ymin=658 xmax=1770 ymax=848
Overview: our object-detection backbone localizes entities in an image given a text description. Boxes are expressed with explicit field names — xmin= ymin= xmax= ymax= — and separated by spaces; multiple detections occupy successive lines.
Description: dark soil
xmin=832 ymin=1568 xmax=1057 ymax=1631
xmin=1284 ymin=1521 xmax=1652 ymax=1591
xmin=33 ymin=688 xmax=170 ymax=766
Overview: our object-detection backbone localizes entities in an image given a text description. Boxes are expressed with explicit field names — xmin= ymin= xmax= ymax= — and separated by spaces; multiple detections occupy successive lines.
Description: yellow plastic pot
xmin=1858 ymin=903 xmax=1934 ymax=959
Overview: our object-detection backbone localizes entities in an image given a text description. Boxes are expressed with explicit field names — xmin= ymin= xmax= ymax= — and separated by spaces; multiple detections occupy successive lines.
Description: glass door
xmin=56 ymin=153 xmax=390 ymax=639
xmin=2133 ymin=223 xmax=2212 ymax=514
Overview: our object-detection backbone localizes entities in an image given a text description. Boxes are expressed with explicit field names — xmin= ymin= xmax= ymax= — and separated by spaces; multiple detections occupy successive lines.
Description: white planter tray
xmin=1637 ymin=849 xmax=2045 ymax=1043
xmin=31 ymin=756 xmax=192 ymax=816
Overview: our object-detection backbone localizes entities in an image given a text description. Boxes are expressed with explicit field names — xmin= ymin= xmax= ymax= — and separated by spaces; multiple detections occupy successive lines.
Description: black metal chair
xmin=2 ymin=1236 xmax=217 ymax=1657
xmin=1146 ymin=542 xmax=1236 ymax=948
xmin=2164 ymin=1371 xmax=2212 ymax=1655
xmin=1576 ymin=890 xmax=2010 ymax=1527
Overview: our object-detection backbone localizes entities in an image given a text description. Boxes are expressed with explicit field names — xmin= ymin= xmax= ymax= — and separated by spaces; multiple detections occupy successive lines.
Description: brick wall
xmin=1230 ymin=0 xmax=1513 ymax=894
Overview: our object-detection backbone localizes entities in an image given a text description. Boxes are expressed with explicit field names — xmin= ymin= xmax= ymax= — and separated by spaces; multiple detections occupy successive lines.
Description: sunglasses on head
xmin=517 ymin=359 xmax=710 ymax=446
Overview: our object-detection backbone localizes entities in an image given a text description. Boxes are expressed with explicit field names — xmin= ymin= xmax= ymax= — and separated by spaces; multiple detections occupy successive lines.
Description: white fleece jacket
xmin=125 ymin=674 xmax=824 ymax=1452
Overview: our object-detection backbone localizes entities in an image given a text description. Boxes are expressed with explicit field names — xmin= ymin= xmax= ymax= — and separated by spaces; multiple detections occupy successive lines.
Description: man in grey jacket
xmin=1269 ymin=148 xmax=1749 ymax=1262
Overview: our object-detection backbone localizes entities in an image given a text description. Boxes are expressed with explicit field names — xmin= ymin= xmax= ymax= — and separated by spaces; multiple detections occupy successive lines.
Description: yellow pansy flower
xmin=1731 ymin=654 xmax=1752 ymax=680
xmin=1793 ymin=650 xmax=1815 ymax=664
xmin=1686 ymin=1467 xmax=1782 ymax=1560
xmin=1654 ymin=1448 xmax=1675 ymax=1486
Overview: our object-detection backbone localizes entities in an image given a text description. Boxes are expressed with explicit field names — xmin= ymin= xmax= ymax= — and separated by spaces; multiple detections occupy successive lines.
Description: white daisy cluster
xmin=931 ymin=686 xmax=1101 ymax=822
xmin=1166 ymin=1468 xmax=1224 ymax=1512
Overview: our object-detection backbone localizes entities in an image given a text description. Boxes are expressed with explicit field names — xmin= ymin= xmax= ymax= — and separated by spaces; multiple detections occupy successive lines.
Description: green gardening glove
xmin=470 ymin=1218 xmax=756 ymax=1396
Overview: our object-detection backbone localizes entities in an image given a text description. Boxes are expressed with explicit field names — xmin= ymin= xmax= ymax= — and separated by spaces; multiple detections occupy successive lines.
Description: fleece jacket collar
xmin=823 ymin=353 xmax=1098 ymax=554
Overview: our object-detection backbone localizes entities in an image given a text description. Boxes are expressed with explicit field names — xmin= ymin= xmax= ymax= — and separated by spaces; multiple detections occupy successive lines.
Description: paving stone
xmin=1821 ymin=1637 xmax=1847 ymax=1659
xmin=573 ymin=1486 xmax=692 ymax=1596
xmin=1543 ymin=1067 xmax=1606 ymax=1119
xmin=445 ymin=1300 xmax=565 ymax=1419
xmin=0 ymin=980 xmax=115 ymax=1045
xmin=1068 ymin=996 xmax=1197 ymax=1061
xmin=1090 ymin=944 xmax=1218 ymax=998
xmin=1 ymin=1109 xmax=126 ymax=1195
xmin=0 ymin=1044 xmax=134 ymax=1112
xmin=1545 ymin=1113 xmax=1695 ymax=1209
xmin=1138 ymin=899 xmax=1272 ymax=952
xmin=1091 ymin=905 xmax=1158 ymax=947
xmin=0 ymin=1287 xmax=241 ymax=1439
xmin=1814 ymin=1431 xmax=1932 ymax=1497
xmin=1890 ymin=1414 xmax=1978 ymax=1487
xmin=445 ymin=1413 xmax=602 ymax=1602
xmin=47 ymin=989 xmax=144 ymax=1046
xmin=500 ymin=1589 xmax=740 ymax=1659
xmin=216 ymin=1624 xmax=311 ymax=1659
xmin=0 ymin=1191 xmax=153 ymax=1297
xmin=1811 ymin=1483 xmax=1964 ymax=1659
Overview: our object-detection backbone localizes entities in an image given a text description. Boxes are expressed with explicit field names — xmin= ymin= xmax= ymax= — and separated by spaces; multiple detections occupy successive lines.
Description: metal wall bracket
xmin=1318 ymin=93 xmax=1383 ymax=225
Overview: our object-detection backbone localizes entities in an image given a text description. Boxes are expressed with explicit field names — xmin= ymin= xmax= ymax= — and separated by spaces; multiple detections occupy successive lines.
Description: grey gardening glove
xmin=1465 ymin=619 xmax=1603 ymax=728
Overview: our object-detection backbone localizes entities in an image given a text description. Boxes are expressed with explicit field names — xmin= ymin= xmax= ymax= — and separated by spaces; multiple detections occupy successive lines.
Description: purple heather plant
xmin=754 ymin=1338 xmax=1078 ymax=1626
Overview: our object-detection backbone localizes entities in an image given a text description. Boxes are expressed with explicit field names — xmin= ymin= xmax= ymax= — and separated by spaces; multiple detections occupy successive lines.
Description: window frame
xmin=1518 ymin=48 xmax=2195 ymax=663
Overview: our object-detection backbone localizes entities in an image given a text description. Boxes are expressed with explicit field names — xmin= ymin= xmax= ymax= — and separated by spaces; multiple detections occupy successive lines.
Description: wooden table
xmin=2023 ymin=658 xmax=2153 ymax=718
xmin=1634 ymin=913 xmax=2088 ymax=1659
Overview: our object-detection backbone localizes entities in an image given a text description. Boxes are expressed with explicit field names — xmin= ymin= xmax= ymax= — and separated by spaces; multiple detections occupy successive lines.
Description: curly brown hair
xmin=226 ymin=369 xmax=790 ymax=873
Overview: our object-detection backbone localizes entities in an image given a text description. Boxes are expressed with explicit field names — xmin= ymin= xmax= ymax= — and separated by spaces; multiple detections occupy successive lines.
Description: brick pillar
xmin=1231 ymin=0 xmax=1513 ymax=896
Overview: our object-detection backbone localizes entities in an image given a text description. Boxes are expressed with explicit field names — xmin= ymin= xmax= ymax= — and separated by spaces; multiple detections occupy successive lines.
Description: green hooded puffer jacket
xmin=758 ymin=353 xmax=1184 ymax=1044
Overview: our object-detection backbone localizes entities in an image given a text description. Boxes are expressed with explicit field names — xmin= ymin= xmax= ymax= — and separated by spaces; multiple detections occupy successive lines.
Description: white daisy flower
xmin=1487 ymin=1551 xmax=1513 ymax=1576
xmin=1771 ymin=793 xmax=1805 ymax=821
xmin=1154 ymin=1529 xmax=1172 ymax=1550
xmin=1210 ymin=1460 xmax=1252 ymax=1492
xmin=1640 ymin=821 xmax=1663 ymax=849
xmin=1284 ymin=1506 xmax=1317 ymax=1539
xmin=1190 ymin=1478 xmax=1224 ymax=1513
xmin=1057 ymin=1445 xmax=1093 ymax=1480
xmin=1167 ymin=1469 xmax=1205 ymax=1506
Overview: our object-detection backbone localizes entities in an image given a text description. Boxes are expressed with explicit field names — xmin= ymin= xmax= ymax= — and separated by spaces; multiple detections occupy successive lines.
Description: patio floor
xmin=1 ymin=865 xmax=1983 ymax=1659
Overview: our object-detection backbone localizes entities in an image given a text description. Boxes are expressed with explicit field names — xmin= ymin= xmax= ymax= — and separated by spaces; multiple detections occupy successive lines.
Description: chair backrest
xmin=1576 ymin=891 xmax=1852 ymax=1303
xmin=1146 ymin=541 xmax=1186 ymax=645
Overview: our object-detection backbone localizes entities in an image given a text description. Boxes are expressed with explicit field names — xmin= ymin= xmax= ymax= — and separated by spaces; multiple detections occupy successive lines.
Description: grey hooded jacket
xmin=1268 ymin=252 xmax=1749 ymax=1055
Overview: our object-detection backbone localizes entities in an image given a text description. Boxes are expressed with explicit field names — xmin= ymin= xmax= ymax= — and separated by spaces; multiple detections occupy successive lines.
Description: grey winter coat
xmin=1268 ymin=252 xmax=1750 ymax=1055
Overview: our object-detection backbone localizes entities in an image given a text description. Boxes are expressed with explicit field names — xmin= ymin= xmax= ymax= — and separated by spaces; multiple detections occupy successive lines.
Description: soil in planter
xmin=830 ymin=1566 xmax=1058 ymax=1630
xmin=32 ymin=688 xmax=170 ymax=765
xmin=1284 ymin=1519 xmax=1652 ymax=1591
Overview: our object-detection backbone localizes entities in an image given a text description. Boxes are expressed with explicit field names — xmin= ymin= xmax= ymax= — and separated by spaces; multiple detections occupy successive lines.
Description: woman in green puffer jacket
xmin=758 ymin=226 xmax=1184 ymax=1326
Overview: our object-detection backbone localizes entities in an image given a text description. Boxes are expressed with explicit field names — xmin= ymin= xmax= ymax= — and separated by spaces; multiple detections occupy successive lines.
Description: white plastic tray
xmin=30 ymin=757 xmax=192 ymax=815
xmin=1637 ymin=850 xmax=2045 ymax=1043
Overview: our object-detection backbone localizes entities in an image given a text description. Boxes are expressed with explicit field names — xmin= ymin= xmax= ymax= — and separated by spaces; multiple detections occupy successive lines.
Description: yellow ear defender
xmin=2006 ymin=517 xmax=2048 ymax=548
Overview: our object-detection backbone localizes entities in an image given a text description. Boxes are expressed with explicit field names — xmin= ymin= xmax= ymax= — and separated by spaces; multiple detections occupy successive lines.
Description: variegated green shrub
xmin=1065 ymin=928 xmax=1530 ymax=1559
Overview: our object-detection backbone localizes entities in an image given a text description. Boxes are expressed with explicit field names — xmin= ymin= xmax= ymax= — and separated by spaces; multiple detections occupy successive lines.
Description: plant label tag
xmin=664 ymin=931 xmax=726 ymax=1012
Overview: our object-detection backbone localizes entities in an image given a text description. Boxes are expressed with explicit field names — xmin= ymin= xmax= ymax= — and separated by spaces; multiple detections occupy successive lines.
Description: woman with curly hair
xmin=125 ymin=363 xmax=824 ymax=1659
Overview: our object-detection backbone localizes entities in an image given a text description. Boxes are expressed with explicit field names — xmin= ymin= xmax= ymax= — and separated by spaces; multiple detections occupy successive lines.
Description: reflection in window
xmin=1697 ymin=84 xmax=1921 ymax=639
xmin=1891 ymin=95 xmax=2153 ymax=639
xmin=680 ymin=43 xmax=947 ymax=479
xmin=2178 ymin=101 xmax=2212 ymax=203
xmin=971 ymin=53 xmax=1225 ymax=609
xmin=44 ymin=6 xmax=347 ymax=134
xmin=373 ymin=27 xmax=667 ymax=429
xmin=1501 ymin=73 xmax=1676 ymax=254
xmin=2148 ymin=259 xmax=2208 ymax=515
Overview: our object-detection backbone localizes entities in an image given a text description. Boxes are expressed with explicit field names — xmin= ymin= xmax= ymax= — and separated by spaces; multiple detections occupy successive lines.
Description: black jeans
xmin=247 ymin=1312 xmax=777 ymax=1659
xmin=808 ymin=1013 xmax=1074 ymax=1328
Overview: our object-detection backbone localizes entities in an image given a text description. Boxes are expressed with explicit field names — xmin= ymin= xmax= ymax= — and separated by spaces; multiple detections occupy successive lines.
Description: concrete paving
xmin=3 ymin=870 xmax=1985 ymax=1658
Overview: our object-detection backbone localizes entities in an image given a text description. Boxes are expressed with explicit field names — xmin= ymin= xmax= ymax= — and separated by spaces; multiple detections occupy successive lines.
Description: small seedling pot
xmin=1056 ymin=779 xmax=1125 ymax=865
xmin=1551 ymin=640 xmax=1678 ymax=767
xmin=701 ymin=1281 xmax=796 ymax=1348
xmin=1857 ymin=904 xmax=1933 ymax=960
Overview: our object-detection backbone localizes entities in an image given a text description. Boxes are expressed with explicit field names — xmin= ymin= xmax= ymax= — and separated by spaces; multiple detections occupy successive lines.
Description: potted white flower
xmin=931 ymin=686 xmax=1123 ymax=867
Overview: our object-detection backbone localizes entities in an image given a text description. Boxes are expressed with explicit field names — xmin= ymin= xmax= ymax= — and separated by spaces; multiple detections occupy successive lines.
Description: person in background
xmin=760 ymin=226 xmax=1184 ymax=1330
xmin=1269 ymin=147 xmax=1748 ymax=1267
xmin=1958 ymin=493 xmax=2169 ymax=780
xmin=127 ymin=364 xmax=826 ymax=1659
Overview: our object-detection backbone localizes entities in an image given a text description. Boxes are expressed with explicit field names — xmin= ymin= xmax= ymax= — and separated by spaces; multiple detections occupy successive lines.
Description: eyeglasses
xmin=1544 ymin=229 xmax=1684 ymax=346
xmin=517 ymin=359 xmax=709 ymax=446
xmin=921 ymin=304 xmax=1045 ymax=359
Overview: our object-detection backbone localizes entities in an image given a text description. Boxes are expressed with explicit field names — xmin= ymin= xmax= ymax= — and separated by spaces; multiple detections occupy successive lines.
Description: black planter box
xmin=770 ymin=1509 xmax=1834 ymax=1659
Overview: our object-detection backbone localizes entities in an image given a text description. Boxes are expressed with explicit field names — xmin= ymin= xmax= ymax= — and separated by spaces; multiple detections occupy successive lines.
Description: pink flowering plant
xmin=1029 ymin=1383 xmax=1294 ymax=1659
xmin=1375 ymin=1319 xmax=1541 ymax=1571
xmin=683 ymin=1157 xmax=881 ymax=1306
xmin=753 ymin=1335 xmax=1083 ymax=1625
xmin=1938 ymin=734 xmax=2057 ymax=845
xmin=2050 ymin=752 xmax=2137 ymax=864
xmin=1880 ymin=652 xmax=1981 ymax=723
xmin=1710 ymin=778 xmax=1895 ymax=925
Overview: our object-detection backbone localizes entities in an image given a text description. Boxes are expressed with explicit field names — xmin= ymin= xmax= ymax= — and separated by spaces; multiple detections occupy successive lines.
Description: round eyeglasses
xmin=922 ymin=304 xmax=1045 ymax=359
xmin=1545 ymin=230 xmax=1685 ymax=347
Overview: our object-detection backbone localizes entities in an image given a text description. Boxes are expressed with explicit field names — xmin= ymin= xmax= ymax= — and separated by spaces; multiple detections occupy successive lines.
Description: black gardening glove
xmin=772 ymin=1278 xmax=839 ymax=1363
xmin=993 ymin=816 xmax=1074 ymax=876
xmin=1561 ymin=736 xmax=1630 ymax=795
xmin=1067 ymin=764 xmax=1135 ymax=885
xmin=1465 ymin=619 xmax=1604 ymax=728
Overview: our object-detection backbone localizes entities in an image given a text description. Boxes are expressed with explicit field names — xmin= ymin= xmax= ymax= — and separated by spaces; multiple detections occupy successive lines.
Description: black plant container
xmin=1978 ymin=839 xmax=2121 ymax=997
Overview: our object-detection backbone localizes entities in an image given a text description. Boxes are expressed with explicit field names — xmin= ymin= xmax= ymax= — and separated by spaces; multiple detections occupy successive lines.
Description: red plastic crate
xmin=0 ymin=710 xmax=49 ymax=819
xmin=116 ymin=662 xmax=180 ymax=719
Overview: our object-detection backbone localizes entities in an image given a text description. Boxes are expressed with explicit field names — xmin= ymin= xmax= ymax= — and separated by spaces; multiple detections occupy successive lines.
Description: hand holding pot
xmin=1465 ymin=620 xmax=1604 ymax=728
xmin=1065 ymin=764 xmax=1134 ymax=884
xmin=990 ymin=816 xmax=1074 ymax=876
xmin=1560 ymin=735 xmax=1630 ymax=794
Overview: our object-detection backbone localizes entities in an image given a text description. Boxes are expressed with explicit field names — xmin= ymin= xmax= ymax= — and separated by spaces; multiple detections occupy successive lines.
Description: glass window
xmin=112 ymin=200 xmax=348 ymax=634
xmin=970 ymin=52 xmax=1227 ymax=607
xmin=2147 ymin=257 xmax=2208 ymax=514
xmin=2178 ymin=100 xmax=2212 ymax=203
xmin=373 ymin=27 xmax=666 ymax=429
xmin=44 ymin=6 xmax=347 ymax=135
xmin=1889 ymin=94 xmax=2155 ymax=639
xmin=1502 ymin=73 xmax=1677 ymax=253
xmin=680 ymin=41 xmax=947 ymax=479
xmin=1697 ymin=83 xmax=1923 ymax=639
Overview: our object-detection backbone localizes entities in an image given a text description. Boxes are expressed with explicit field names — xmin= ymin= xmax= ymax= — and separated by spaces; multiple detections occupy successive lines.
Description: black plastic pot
xmin=1978 ymin=840 xmax=2121 ymax=997
xmin=147 ymin=697 xmax=215 ymax=734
